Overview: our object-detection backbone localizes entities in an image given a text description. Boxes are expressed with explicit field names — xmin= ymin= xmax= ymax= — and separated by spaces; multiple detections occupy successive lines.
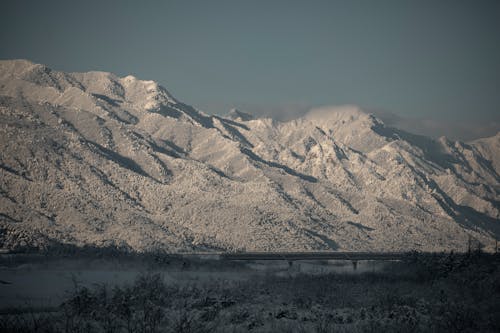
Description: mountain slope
xmin=0 ymin=60 xmax=498 ymax=252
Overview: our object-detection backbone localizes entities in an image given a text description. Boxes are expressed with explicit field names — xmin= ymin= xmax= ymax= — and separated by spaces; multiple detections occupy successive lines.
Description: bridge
xmin=168 ymin=251 xmax=422 ymax=261
xmin=218 ymin=251 xmax=408 ymax=261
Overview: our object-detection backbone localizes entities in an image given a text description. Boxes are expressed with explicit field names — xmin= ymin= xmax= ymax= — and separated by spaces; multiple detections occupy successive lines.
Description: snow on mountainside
xmin=0 ymin=59 xmax=498 ymax=252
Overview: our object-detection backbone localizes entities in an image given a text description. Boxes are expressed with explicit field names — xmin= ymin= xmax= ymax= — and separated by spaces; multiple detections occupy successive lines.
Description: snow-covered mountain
xmin=0 ymin=60 xmax=498 ymax=252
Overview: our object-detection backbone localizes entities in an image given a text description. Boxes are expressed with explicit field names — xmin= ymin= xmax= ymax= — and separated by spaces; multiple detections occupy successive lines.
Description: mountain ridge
xmin=0 ymin=59 xmax=498 ymax=252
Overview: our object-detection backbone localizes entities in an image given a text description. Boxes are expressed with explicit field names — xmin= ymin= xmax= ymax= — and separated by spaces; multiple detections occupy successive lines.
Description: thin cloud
xmin=221 ymin=103 xmax=499 ymax=141
xmin=235 ymin=102 xmax=312 ymax=121
xmin=370 ymin=110 xmax=500 ymax=141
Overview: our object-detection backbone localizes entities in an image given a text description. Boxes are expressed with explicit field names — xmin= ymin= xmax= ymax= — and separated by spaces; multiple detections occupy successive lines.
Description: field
xmin=0 ymin=251 xmax=499 ymax=332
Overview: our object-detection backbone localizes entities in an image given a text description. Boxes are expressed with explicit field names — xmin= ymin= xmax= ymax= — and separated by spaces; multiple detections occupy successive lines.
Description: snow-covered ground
xmin=0 ymin=59 xmax=498 ymax=252
xmin=1 ymin=253 xmax=499 ymax=332
xmin=0 ymin=256 xmax=387 ymax=308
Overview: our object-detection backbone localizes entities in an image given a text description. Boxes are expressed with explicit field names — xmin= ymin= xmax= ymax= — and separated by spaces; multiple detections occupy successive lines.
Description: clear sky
xmin=1 ymin=0 xmax=499 ymax=139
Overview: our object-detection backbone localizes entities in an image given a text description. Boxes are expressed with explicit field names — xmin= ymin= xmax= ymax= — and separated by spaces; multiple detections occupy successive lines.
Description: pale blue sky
xmin=1 ymin=0 xmax=499 ymax=139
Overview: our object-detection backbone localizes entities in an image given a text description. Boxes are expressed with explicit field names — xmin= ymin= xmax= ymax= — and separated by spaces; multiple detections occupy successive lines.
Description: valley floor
xmin=0 ymin=252 xmax=499 ymax=332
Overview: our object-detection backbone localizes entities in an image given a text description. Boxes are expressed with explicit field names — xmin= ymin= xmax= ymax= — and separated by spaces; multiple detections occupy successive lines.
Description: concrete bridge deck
xmin=218 ymin=252 xmax=409 ymax=261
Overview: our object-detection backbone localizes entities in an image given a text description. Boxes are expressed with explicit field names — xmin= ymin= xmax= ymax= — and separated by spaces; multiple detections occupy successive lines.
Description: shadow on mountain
xmin=302 ymin=188 xmax=326 ymax=209
xmin=374 ymin=124 xmax=500 ymax=237
xmin=346 ymin=221 xmax=375 ymax=231
xmin=129 ymin=131 xmax=184 ymax=160
xmin=153 ymin=105 xmax=184 ymax=119
xmin=86 ymin=164 xmax=146 ymax=208
xmin=162 ymin=140 xmax=187 ymax=155
xmin=423 ymin=175 xmax=500 ymax=239
xmin=372 ymin=123 xmax=453 ymax=164
xmin=397 ymin=159 xmax=500 ymax=239
xmin=88 ymin=141 xmax=158 ymax=182
xmin=207 ymin=165 xmax=231 ymax=180
xmin=381 ymin=126 xmax=500 ymax=183
xmin=92 ymin=94 xmax=121 ymax=107
xmin=0 ymin=213 xmax=20 ymax=223
xmin=153 ymin=103 xmax=218 ymax=130
xmin=456 ymin=205 xmax=500 ymax=239
xmin=471 ymin=152 xmax=500 ymax=183
xmin=175 ymin=103 xmax=214 ymax=129
xmin=216 ymin=116 xmax=250 ymax=131
xmin=217 ymin=118 xmax=254 ymax=148
xmin=304 ymin=229 xmax=339 ymax=250
xmin=147 ymin=139 xmax=182 ymax=159
xmin=0 ymin=163 xmax=32 ymax=181
xmin=440 ymin=195 xmax=500 ymax=240
xmin=371 ymin=123 xmax=500 ymax=182
xmin=241 ymin=148 xmax=318 ymax=183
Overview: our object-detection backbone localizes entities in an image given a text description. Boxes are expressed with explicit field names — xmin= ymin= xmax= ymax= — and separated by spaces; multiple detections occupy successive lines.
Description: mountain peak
xmin=304 ymin=105 xmax=373 ymax=123
xmin=226 ymin=108 xmax=254 ymax=121
xmin=300 ymin=105 xmax=390 ymax=153
xmin=0 ymin=59 xmax=50 ymax=80
xmin=0 ymin=58 xmax=36 ymax=72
